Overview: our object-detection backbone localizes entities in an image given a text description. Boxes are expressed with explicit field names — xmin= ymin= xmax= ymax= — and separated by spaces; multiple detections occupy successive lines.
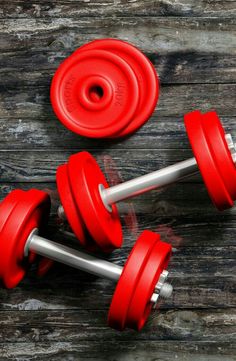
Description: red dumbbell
xmin=50 ymin=39 xmax=159 ymax=138
xmin=0 ymin=189 xmax=172 ymax=331
xmin=57 ymin=110 xmax=236 ymax=251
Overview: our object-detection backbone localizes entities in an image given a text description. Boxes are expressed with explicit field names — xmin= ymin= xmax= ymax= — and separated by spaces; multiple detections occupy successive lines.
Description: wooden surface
xmin=0 ymin=1 xmax=236 ymax=360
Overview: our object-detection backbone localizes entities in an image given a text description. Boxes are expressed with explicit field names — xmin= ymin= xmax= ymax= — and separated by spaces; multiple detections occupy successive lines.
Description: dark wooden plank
xmin=0 ymin=340 xmax=235 ymax=361
xmin=0 ymin=149 xmax=228 ymax=183
xmin=1 ymin=17 xmax=236 ymax=55
xmin=1 ymin=1 xmax=236 ymax=18
xmin=1 ymin=50 xmax=236 ymax=84
xmin=0 ymin=272 xmax=235 ymax=311
xmin=0 ymin=309 xmax=235 ymax=342
xmin=0 ymin=116 xmax=234 ymax=150
xmin=0 ymin=149 xmax=198 ymax=182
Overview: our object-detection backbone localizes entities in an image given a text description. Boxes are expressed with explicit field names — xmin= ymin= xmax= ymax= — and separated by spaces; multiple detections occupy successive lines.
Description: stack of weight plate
xmin=50 ymin=39 xmax=159 ymax=138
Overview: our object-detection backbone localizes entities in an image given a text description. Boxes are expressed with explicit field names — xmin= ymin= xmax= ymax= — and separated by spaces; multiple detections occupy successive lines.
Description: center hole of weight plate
xmin=89 ymin=85 xmax=104 ymax=102
xmin=79 ymin=76 xmax=113 ymax=111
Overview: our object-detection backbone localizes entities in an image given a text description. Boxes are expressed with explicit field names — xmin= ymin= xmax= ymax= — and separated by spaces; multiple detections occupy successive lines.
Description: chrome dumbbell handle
xmin=100 ymin=133 xmax=236 ymax=210
xmin=25 ymin=229 xmax=122 ymax=281
xmin=100 ymin=157 xmax=198 ymax=210
xmin=25 ymin=229 xmax=173 ymax=303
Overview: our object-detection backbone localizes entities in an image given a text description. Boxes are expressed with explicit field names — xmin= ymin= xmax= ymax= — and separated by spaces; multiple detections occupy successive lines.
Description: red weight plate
xmin=56 ymin=164 xmax=87 ymax=246
xmin=73 ymin=39 xmax=159 ymax=138
xmin=0 ymin=190 xmax=24 ymax=232
xmin=126 ymin=239 xmax=172 ymax=331
xmin=57 ymin=163 xmax=99 ymax=251
xmin=50 ymin=49 xmax=139 ymax=138
xmin=201 ymin=111 xmax=236 ymax=203
xmin=108 ymin=231 xmax=160 ymax=331
xmin=0 ymin=190 xmax=36 ymax=266
xmin=0 ymin=189 xmax=50 ymax=288
xmin=67 ymin=152 xmax=123 ymax=252
xmin=184 ymin=111 xmax=233 ymax=210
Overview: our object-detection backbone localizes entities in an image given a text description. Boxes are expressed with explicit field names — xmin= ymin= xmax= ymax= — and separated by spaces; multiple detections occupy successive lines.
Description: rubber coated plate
xmin=0 ymin=190 xmax=25 ymax=232
xmin=201 ymin=111 xmax=236 ymax=202
xmin=0 ymin=189 xmax=50 ymax=288
xmin=73 ymin=39 xmax=159 ymax=138
xmin=184 ymin=111 xmax=233 ymax=210
xmin=57 ymin=163 xmax=99 ymax=251
xmin=108 ymin=231 xmax=160 ymax=331
xmin=51 ymin=49 xmax=139 ymax=138
xmin=56 ymin=164 xmax=87 ymax=246
xmin=67 ymin=152 xmax=123 ymax=252
xmin=126 ymin=239 xmax=172 ymax=331
xmin=0 ymin=190 xmax=36 ymax=266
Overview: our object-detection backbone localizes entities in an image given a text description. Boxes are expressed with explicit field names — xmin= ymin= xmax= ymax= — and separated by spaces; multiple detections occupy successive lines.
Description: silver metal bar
xmin=101 ymin=157 xmax=198 ymax=207
xmin=25 ymin=230 xmax=173 ymax=303
xmin=26 ymin=231 xmax=122 ymax=281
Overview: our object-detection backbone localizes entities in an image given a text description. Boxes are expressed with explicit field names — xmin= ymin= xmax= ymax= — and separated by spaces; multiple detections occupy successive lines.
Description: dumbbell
xmin=57 ymin=110 xmax=236 ymax=252
xmin=50 ymin=38 xmax=159 ymax=138
xmin=0 ymin=189 xmax=172 ymax=331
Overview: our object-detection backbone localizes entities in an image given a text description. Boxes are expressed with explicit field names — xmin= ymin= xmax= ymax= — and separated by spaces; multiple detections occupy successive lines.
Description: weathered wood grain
xmin=0 ymin=149 xmax=230 ymax=184
xmin=2 ymin=50 xmax=236 ymax=84
xmin=0 ymin=116 xmax=234 ymax=150
xmin=1 ymin=341 xmax=236 ymax=361
xmin=1 ymin=1 xmax=236 ymax=18
xmin=0 ymin=149 xmax=196 ymax=182
xmin=0 ymin=1 xmax=236 ymax=360
xmin=0 ymin=48 xmax=236 ymax=85
xmin=1 ymin=17 xmax=236 ymax=55
xmin=0 ymin=309 xmax=235 ymax=342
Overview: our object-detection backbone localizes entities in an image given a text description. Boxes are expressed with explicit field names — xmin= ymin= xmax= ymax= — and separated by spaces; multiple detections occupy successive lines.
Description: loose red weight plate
xmin=0 ymin=189 xmax=50 ymax=288
xmin=74 ymin=39 xmax=159 ymax=138
xmin=50 ymin=49 xmax=139 ymax=138
xmin=56 ymin=164 xmax=87 ymax=246
xmin=201 ymin=111 xmax=236 ymax=204
xmin=184 ymin=111 xmax=233 ymax=210
xmin=108 ymin=231 xmax=160 ymax=331
xmin=126 ymin=239 xmax=172 ymax=331
xmin=67 ymin=152 xmax=123 ymax=252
